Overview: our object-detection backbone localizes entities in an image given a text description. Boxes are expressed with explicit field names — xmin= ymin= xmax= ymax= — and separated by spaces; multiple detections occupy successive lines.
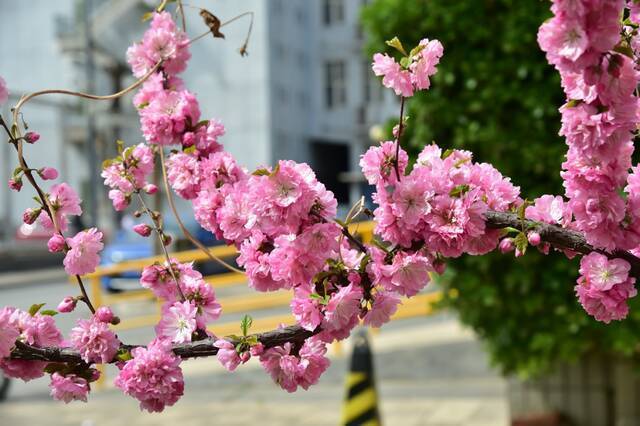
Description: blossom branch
xmin=484 ymin=211 xmax=640 ymax=277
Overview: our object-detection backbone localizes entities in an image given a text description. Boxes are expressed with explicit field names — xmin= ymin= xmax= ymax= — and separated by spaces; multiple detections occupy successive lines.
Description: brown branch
xmin=10 ymin=324 xmax=316 ymax=363
xmin=9 ymin=211 xmax=640 ymax=365
xmin=484 ymin=211 xmax=640 ymax=277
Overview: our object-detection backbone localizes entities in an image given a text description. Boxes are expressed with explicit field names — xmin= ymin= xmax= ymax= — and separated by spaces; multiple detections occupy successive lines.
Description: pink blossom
xmin=133 ymin=223 xmax=152 ymax=237
xmin=139 ymin=89 xmax=200 ymax=146
xmin=155 ymin=301 xmax=197 ymax=343
xmin=291 ymin=286 xmax=323 ymax=331
xmin=181 ymin=274 xmax=222 ymax=328
xmin=57 ymin=297 xmax=77 ymax=313
xmin=108 ymin=189 xmax=129 ymax=211
xmin=49 ymin=373 xmax=89 ymax=403
xmin=1 ymin=309 xmax=62 ymax=381
xmin=323 ymin=282 xmax=363 ymax=332
xmin=259 ymin=337 xmax=330 ymax=392
xmin=372 ymin=53 xmax=413 ymax=97
xmin=360 ymin=141 xmax=409 ymax=185
xmin=363 ymin=290 xmax=401 ymax=328
xmin=410 ymin=39 xmax=444 ymax=90
xmin=95 ymin=307 xmax=115 ymax=324
xmin=69 ymin=316 xmax=120 ymax=364
xmin=214 ymin=339 xmax=242 ymax=371
xmin=22 ymin=208 xmax=39 ymax=225
xmin=237 ymin=231 xmax=285 ymax=292
xmin=166 ymin=152 xmax=201 ymax=199
xmin=528 ymin=232 xmax=541 ymax=246
xmin=387 ymin=251 xmax=432 ymax=297
xmin=0 ymin=307 xmax=19 ymax=358
xmin=47 ymin=233 xmax=66 ymax=253
xmin=8 ymin=178 xmax=22 ymax=192
xmin=126 ymin=12 xmax=191 ymax=78
xmin=498 ymin=238 xmax=514 ymax=254
xmin=24 ymin=132 xmax=40 ymax=144
xmin=538 ymin=16 xmax=589 ymax=63
xmin=579 ymin=252 xmax=631 ymax=291
xmin=575 ymin=276 xmax=637 ymax=323
xmin=0 ymin=76 xmax=8 ymax=105
xmin=38 ymin=167 xmax=58 ymax=180
xmin=114 ymin=338 xmax=184 ymax=413
xmin=40 ymin=183 xmax=82 ymax=232
xmin=63 ymin=228 xmax=104 ymax=275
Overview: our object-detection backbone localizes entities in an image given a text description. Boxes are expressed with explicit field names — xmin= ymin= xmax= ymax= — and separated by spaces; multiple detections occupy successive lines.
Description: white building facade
xmin=0 ymin=0 xmax=397 ymax=242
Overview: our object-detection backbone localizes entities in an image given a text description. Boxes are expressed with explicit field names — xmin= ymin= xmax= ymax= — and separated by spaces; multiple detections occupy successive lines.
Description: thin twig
xmin=393 ymin=96 xmax=406 ymax=181
xmin=134 ymin=191 xmax=187 ymax=301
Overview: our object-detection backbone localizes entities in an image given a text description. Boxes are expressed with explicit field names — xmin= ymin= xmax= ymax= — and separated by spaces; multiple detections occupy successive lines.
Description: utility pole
xmin=83 ymin=0 xmax=99 ymax=228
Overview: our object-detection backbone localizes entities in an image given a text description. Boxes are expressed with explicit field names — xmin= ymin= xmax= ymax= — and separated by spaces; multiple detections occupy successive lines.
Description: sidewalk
xmin=0 ymin=315 xmax=509 ymax=425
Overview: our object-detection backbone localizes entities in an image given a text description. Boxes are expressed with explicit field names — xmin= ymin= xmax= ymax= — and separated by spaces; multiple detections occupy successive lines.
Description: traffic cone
xmin=341 ymin=329 xmax=381 ymax=426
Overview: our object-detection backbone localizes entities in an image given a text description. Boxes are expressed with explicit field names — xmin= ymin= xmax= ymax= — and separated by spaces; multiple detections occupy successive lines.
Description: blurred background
xmin=2 ymin=0 xmax=640 ymax=425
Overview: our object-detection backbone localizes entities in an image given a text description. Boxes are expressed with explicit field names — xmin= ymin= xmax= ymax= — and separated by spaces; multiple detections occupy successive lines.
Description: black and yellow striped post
xmin=341 ymin=330 xmax=381 ymax=426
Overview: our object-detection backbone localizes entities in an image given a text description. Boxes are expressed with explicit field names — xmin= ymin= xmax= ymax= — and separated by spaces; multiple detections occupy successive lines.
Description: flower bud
xmin=240 ymin=351 xmax=251 ymax=363
xmin=144 ymin=184 xmax=158 ymax=195
xmin=515 ymin=247 xmax=524 ymax=258
xmin=432 ymin=259 xmax=447 ymax=275
xmin=38 ymin=167 xmax=58 ymax=180
xmin=24 ymin=132 xmax=40 ymax=144
xmin=57 ymin=296 xmax=77 ymax=313
xmin=527 ymin=231 xmax=541 ymax=246
xmin=498 ymin=238 xmax=514 ymax=254
xmin=22 ymin=207 xmax=40 ymax=224
xmin=95 ymin=306 xmax=115 ymax=324
xmin=162 ymin=234 xmax=172 ymax=246
xmin=47 ymin=233 xmax=66 ymax=253
xmin=133 ymin=223 xmax=152 ymax=237
xmin=8 ymin=177 xmax=22 ymax=191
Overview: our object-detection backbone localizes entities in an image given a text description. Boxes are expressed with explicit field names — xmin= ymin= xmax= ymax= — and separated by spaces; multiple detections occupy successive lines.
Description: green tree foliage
xmin=361 ymin=0 xmax=640 ymax=377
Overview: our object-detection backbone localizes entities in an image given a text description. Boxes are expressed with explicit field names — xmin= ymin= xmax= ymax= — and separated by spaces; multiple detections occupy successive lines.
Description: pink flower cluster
xmin=575 ymin=253 xmax=637 ymax=323
xmin=69 ymin=313 xmax=120 ymax=364
xmin=259 ymin=336 xmax=330 ymax=393
xmin=102 ymin=143 xmax=155 ymax=211
xmin=0 ymin=307 xmax=63 ymax=381
xmin=114 ymin=339 xmax=184 ymax=413
xmin=38 ymin=183 xmax=82 ymax=233
xmin=62 ymin=228 xmax=104 ymax=276
xmin=372 ymin=38 xmax=443 ymax=97
xmin=538 ymin=0 xmax=640 ymax=251
xmin=142 ymin=260 xmax=221 ymax=342
xmin=363 ymin=143 xmax=521 ymax=257
xmin=49 ymin=373 xmax=90 ymax=403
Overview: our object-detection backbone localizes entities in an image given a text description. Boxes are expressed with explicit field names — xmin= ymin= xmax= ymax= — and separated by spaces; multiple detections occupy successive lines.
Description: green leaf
xmin=385 ymin=36 xmax=407 ymax=56
xmin=137 ymin=101 xmax=149 ymax=109
xmin=28 ymin=303 xmax=46 ymax=316
xmin=116 ymin=140 xmax=125 ymax=155
xmin=116 ymin=348 xmax=133 ymax=362
xmin=449 ymin=184 xmax=470 ymax=198
xmin=399 ymin=56 xmax=411 ymax=68
xmin=613 ymin=43 xmax=634 ymax=59
xmin=514 ymin=232 xmax=528 ymax=255
xmin=409 ymin=44 xmax=426 ymax=58
xmin=40 ymin=310 xmax=58 ymax=316
xmin=252 ymin=168 xmax=271 ymax=176
xmin=441 ymin=149 xmax=454 ymax=160
xmin=12 ymin=166 xmax=23 ymax=177
xmin=141 ymin=11 xmax=154 ymax=22
xmin=240 ymin=314 xmax=253 ymax=337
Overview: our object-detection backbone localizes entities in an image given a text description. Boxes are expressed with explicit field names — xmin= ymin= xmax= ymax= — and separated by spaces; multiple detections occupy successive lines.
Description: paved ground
xmin=0 ymin=275 xmax=510 ymax=425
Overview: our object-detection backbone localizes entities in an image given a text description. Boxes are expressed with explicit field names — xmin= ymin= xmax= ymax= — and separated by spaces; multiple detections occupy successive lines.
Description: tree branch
xmin=9 ymin=211 xmax=640 ymax=365
xmin=484 ymin=211 xmax=640 ymax=277
xmin=9 ymin=325 xmax=316 ymax=363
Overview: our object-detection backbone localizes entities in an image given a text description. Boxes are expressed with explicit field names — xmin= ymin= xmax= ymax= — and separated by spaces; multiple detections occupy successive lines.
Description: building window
xmin=323 ymin=0 xmax=344 ymax=25
xmin=325 ymin=60 xmax=347 ymax=109
xmin=363 ymin=60 xmax=383 ymax=103
xmin=311 ymin=141 xmax=350 ymax=204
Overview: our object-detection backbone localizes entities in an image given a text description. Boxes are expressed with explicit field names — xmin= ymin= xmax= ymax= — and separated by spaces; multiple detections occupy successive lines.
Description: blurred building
xmin=0 ymin=0 xmax=397 ymax=244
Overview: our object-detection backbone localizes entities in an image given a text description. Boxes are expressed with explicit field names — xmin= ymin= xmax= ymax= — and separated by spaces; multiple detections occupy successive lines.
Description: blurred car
xmin=101 ymin=215 xmax=226 ymax=292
